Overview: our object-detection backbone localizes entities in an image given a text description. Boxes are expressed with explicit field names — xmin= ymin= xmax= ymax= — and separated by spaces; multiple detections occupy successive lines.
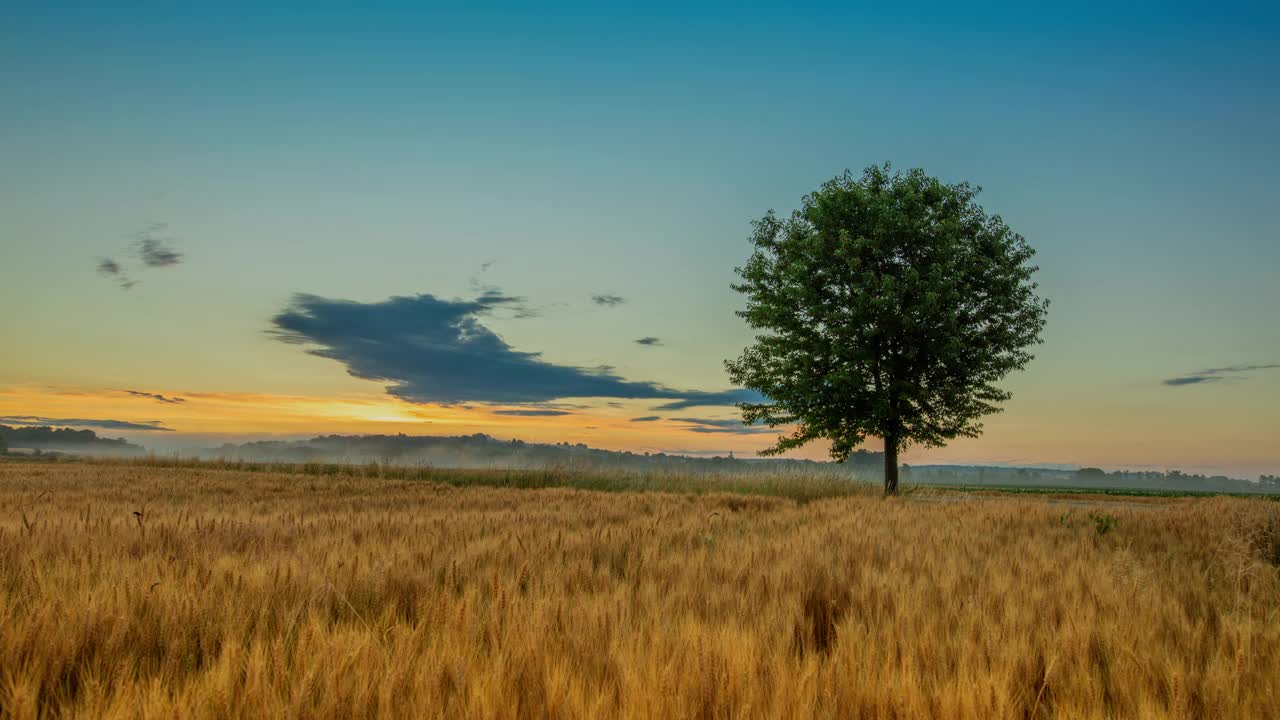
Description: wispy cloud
xmin=672 ymin=417 xmax=776 ymax=435
xmin=591 ymin=293 xmax=625 ymax=307
xmin=1163 ymin=376 xmax=1222 ymax=387
xmin=95 ymin=222 xmax=181 ymax=290
xmin=472 ymin=289 xmax=541 ymax=319
xmin=270 ymin=292 xmax=758 ymax=407
xmin=1163 ymin=363 xmax=1280 ymax=387
xmin=96 ymin=257 xmax=137 ymax=290
xmin=653 ymin=390 xmax=762 ymax=410
xmin=0 ymin=416 xmax=173 ymax=431
xmin=492 ymin=409 xmax=573 ymax=417
xmin=465 ymin=263 xmax=542 ymax=319
xmin=635 ymin=337 xmax=662 ymax=346
xmin=123 ymin=390 xmax=187 ymax=404
xmin=132 ymin=223 xmax=182 ymax=267
xmin=630 ymin=415 xmax=661 ymax=422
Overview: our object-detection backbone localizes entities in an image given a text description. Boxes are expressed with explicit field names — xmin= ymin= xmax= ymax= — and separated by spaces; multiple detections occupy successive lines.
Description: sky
xmin=1 ymin=2 xmax=1277 ymax=478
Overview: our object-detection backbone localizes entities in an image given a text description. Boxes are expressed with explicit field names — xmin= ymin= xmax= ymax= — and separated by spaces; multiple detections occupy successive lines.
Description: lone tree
xmin=727 ymin=165 xmax=1048 ymax=494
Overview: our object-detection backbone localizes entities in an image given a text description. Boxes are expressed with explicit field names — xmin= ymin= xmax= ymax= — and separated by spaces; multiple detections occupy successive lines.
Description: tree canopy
xmin=726 ymin=164 xmax=1048 ymax=493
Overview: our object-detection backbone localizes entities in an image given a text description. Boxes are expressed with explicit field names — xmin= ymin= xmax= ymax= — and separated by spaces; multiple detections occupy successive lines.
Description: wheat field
xmin=1 ymin=461 xmax=1278 ymax=719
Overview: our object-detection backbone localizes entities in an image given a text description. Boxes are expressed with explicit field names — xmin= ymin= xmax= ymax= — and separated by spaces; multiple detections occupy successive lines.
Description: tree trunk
xmin=883 ymin=434 xmax=899 ymax=496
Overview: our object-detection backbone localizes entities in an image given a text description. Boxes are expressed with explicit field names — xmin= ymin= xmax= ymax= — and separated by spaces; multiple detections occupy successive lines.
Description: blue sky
xmin=1 ymin=2 xmax=1277 ymax=476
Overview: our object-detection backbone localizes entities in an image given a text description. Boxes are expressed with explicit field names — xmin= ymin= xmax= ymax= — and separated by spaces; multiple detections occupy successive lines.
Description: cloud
xmin=672 ymin=417 xmax=777 ymax=435
xmin=635 ymin=337 xmax=663 ymax=346
xmin=132 ymin=223 xmax=182 ymax=267
xmin=492 ymin=409 xmax=573 ymax=417
xmin=653 ymin=389 xmax=763 ymax=410
xmin=465 ymin=266 xmax=542 ymax=318
xmin=137 ymin=239 xmax=182 ymax=267
xmin=473 ymin=289 xmax=541 ymax=318
xmin=591 ymin=293 xmax=626 ymax=307
xmin=95 ymin=222 xmax=181 ymax=289
xmin=630 ymin=416 xmax=661 ymax=422
xmin=96 ymin=257 xmax=137 ymax=290
xmin=1163 ymin=376 xmax=1222 ymax=387
xmin=509 ymin=305 xmax=542 ymax=319
xmin=1163 ymin=363 xmax=1280 ymax=387
xmin=123 ymin=390 xmax=186 ymax=404
xmin=0 ymin=416 xmax=173 ymax=431
xmin=270 ymin=292 xmax=757 ymax=407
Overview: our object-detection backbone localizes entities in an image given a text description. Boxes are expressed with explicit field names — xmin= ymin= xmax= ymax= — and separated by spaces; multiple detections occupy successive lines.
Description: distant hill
xmin=201 ymin=432 xmax=885 ymax=476
xmin=196 ymin=431 xmax=1276 ymax=494
xmin=0 ymin=425 xmax=146 ymax=456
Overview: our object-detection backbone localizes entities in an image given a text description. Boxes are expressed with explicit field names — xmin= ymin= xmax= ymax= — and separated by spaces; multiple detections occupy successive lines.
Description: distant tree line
xmin=0 ymin=425 xmax=144 ymax=455
xmin=906 ymin=463 xmax=1279 ymax=494
xmin=206 ymin=432 xmax=886 ymax=476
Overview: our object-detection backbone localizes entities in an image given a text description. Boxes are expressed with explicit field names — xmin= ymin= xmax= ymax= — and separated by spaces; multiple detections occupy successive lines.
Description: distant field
xmin=1 ymin=462 xmax=1278 ymax=718
xmin=4 ymin=454 xmax=1275 ymax=501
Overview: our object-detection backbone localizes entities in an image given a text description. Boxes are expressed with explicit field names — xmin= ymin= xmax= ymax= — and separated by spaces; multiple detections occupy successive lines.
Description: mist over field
xmin=7 ymin=424 xmax=1277 ymax=496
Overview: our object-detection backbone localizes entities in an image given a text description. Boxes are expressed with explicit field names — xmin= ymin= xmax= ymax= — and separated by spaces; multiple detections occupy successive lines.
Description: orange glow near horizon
xmin=0 ymin=384 xmax=808 ymax=458
xmin=3 ymin=384 xmax=1277 ymax=477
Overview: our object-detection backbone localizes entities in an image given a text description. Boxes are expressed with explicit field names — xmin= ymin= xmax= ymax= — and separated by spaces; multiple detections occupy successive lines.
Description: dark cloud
xmin=672 ymin=417 xmax=776 ymax=435
xmin=0 ymin=416 xmax=173 ymax=432
xmin=630 ymin=416 xmax=661 ymax=422
xmin=269 ymin=292 xmax=757 ymax=407
xmin=652 ymin=447 xmax=737 ymax=457
xmin=133 ymin=223 xmax=182 ymax=267
xmin=591 ymin=293 xmax=626 ymax=307
xmin=1195 ymin=363 xmax=1280 ymax=375
xmin=1163 ymin=363 xmax=1280 ymax=387
xmin=124 ymin=390 xmax=186 ymax=404
xmin=505 ymin=402 xmax=591 ymax=411
xmin=96 ymin=257 xmax=137 ymax=290
xmin=531 ymin=402 xmax=592 ymax=410
xmin=1163 ymin=376 xmax=1222 ymax=387
xmin=137 ymin=238 xmax=182 ymax=267
xmin=466 ymin=273 xmax=542 ymax=317
xmin=474 ymin=289 xmax=542 ymax=319
xmin=95 ymin=222 xmax=181 ymax=290
xmin=653 ymin=389 xmax=763 ymax=410
xmin=635 ymin=337 xmax=663 ymax=346
xmin=493 ymin=409 xmax=573 ymax=417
